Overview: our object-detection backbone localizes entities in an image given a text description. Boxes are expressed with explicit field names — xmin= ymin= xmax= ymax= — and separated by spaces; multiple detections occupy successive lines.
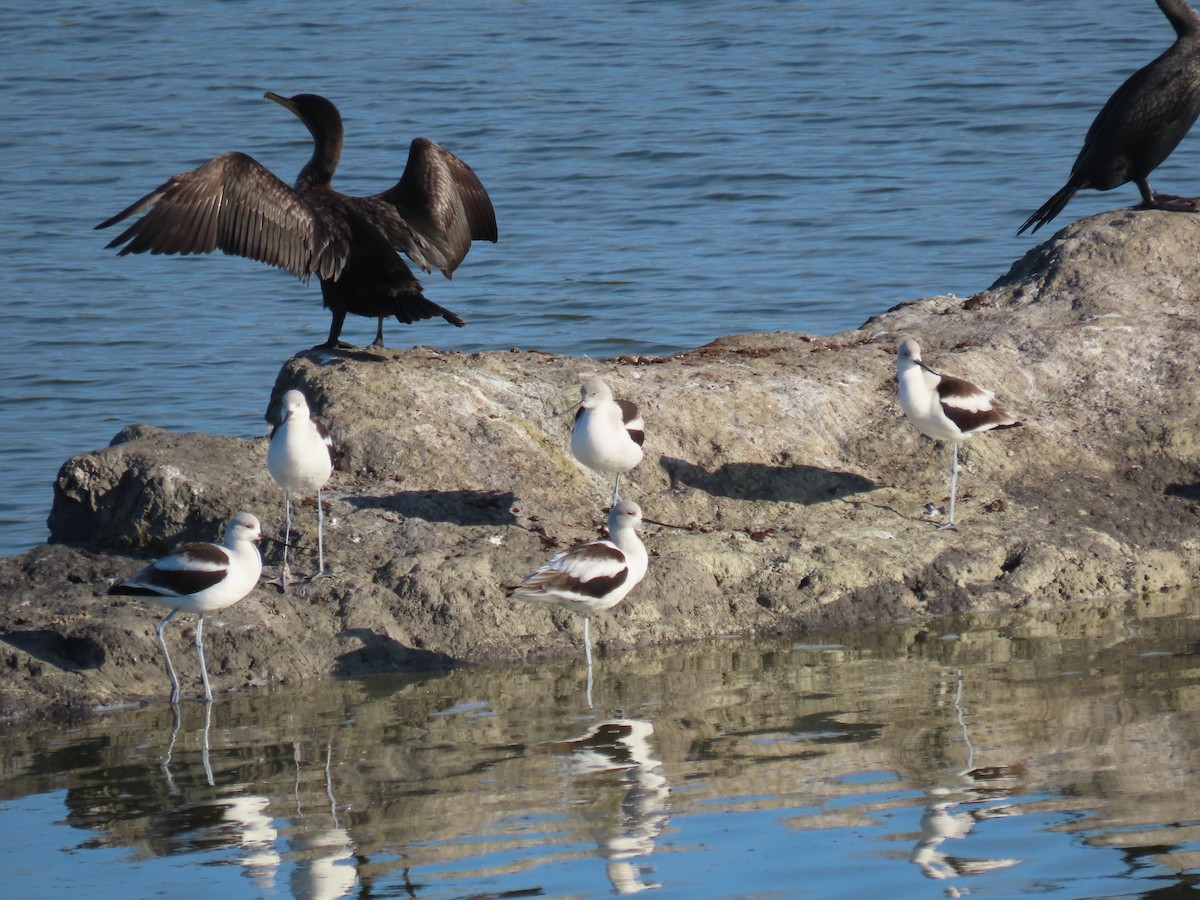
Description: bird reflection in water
xmin=161 ymin=699 xmax=215 ymax=791
xmin=222 ymin=792 xmax=284 ymax=892
xmin=557 ymin=718 xmax=671 ymax=894
xmin=908 ymin=670 xmax=1021 ymax=884
xmin=159 ymin=700 xmax=284 ymax=890
xmin=287 ymin=739 xmax=359 ymax=900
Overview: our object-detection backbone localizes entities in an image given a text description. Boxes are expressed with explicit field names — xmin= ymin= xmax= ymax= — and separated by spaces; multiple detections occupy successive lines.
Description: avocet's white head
xmin=897 ymin=339 xmax=923 ymax=372
xmin=580 ymin=377 xmax=614 ymax=410
xmin=607 ymin=499 xmax=643 ymax=535
xmin=280 ymin=389 xmax=311 ymax=422
xmin=225 ymin=511 xmax=264 ymax=546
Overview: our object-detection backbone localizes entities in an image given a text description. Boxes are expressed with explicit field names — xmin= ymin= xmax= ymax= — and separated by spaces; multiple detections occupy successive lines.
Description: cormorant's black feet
xmin=1142 ymin=193 xmax=1200 ymax=212
xmin=313 ymin=339 xmax=359 ymax=351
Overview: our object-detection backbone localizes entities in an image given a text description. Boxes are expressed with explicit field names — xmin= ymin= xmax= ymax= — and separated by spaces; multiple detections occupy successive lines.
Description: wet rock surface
xmin=3 ymin=208 xmax=1199 ymax=719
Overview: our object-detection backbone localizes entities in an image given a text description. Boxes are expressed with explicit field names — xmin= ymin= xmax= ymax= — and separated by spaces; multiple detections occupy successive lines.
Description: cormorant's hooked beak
xmin=264 ymin=91 xmax=298 ymax=117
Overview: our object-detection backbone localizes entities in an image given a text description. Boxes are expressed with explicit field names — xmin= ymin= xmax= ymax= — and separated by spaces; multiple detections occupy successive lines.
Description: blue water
xmin=2 ymin=0 xmax=1195 ymax=554
xmin=3 ymin=599 xmax=1200 ymax=898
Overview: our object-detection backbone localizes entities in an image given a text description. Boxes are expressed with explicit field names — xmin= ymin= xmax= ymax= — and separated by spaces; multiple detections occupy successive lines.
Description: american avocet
xmin=508 ymin=500 xmax=651 ymax=669
xmin=97 ymin=92 xmax=496 ymax=350
xmin=109 ymin=511 xmax=265 ymax=703
xmin=570 ymin=378 xmax=645 ymax=506
xmin=896 ymin=340 xmax=1021 ymax=530
xmin=267 ymin=389 xmax=334 ymax=587
xmin=1017 ymin=0 xmax=1200 ymax=235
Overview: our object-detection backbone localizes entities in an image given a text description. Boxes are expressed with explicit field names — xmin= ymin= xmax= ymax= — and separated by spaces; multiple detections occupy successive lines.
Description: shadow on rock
xmin=334 ymin=628 xmax=458 ymax=676
xmin=1166 ymin=482 xmax=1200 ymax=502
xmin=1 ymin=630 xmax=106 ymax=671
xmin=660 ymin=456 xmax=877 ymax=504
xmin=343 ymin=489 xmax=517 ymax=526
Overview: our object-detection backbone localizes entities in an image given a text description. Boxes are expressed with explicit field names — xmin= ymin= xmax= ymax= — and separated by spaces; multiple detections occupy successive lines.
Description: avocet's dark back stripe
xmin=109 ymin=584 xmax=171 ymax=597
xmin=939 ymin=402 xmax=1022 ymax=435
xmin=545 ymin=567 xmax=630 ymax=599
xmin=177 ymin=543 xmax=232 ymax=565
xmin=315 ymin=419 xmax=333 ymax=446
xmin=616 ymin=400 xmax=645 ymax=446
xmin=572 ymin=543 xmax=625 ymax=566
xmin=111 ymin=566 xmax=228 ymax=597
xmin=937 ymin=375 xmax=990 ymax=402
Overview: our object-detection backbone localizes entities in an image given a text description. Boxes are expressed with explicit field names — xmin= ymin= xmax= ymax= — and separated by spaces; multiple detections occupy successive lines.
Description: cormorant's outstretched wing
xmin=374 ymin=138 xmax=497 ymax=278
xmin=97 ymin=151 xmax=346 ymax=281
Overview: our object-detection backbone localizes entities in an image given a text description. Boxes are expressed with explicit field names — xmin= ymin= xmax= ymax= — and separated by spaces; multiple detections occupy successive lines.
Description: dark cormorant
xmin=98 ymin=92 xmax=497 ymax=348
xmin=1018 ymin=0 xmax=1200 ymax=235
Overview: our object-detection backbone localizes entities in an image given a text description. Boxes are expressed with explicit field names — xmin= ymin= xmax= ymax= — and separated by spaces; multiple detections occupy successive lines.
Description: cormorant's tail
xmin=394 ymin=294 xmax=467 ymax=328
xmin=1017 ymin=179 xmax=1080 ymax=236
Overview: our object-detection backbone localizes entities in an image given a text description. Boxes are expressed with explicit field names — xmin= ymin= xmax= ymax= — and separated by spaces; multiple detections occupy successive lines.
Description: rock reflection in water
xmin=1 ymin=593 xmax=1200 ymax=897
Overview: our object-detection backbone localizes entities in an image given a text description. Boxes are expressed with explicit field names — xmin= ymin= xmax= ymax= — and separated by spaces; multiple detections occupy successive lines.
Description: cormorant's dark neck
xmin=1160 ymin=0 xmax=1200 ymax=40
xmin=297 ymin=122 xmax=343 ymax=189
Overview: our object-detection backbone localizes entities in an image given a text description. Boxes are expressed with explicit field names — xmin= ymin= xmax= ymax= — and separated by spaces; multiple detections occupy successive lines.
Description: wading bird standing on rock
xmin=98 ymin=91 xmax=497 ymax=349
xmin=570 ymin=378 xmax=645 ymax=506
xmin=267 ymin=389 xmax=334 ymax=588
xmin=508 ymin=500 xmax=652 ymax=672
xmin=896 ymin=340 xmax=1021 ymax=530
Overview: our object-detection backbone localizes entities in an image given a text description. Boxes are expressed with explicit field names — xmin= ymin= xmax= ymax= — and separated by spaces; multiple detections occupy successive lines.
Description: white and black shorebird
xmin=896 ymin=339 xmax=1021 ymax=529
xmin=570 ymin=377 xmax=645 ymax=506
xmin=508 ymin=500 xmax=652 ymax=670
xmin=267 ymin=389 xmax=334 ymax=587
xmin=109 ymin=511 xmax=266 ymax=703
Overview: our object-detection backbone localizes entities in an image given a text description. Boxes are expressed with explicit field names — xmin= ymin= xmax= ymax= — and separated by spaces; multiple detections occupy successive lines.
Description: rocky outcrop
xmin=3 ymin=208 xmax=1199 ymax=719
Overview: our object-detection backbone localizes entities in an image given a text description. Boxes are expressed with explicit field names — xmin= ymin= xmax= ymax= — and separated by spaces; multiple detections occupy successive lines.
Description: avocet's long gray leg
xmin=317 ymin=488 xmax=325 ymax=574
xmin=310 ymin=487 xmax=333 ymax=581
xmin=201 ymin=697 xmax=215 ymax=786
xmin=156 ymin=608 xmax=181 ymax=703
xmin=938 ymin=443 xmax=960 ymax=531
xmin=584 ymin=615 xmax=595 ymax=709
xmin=161 ymin=701 xmax=182 ymax=792
xmin=269 ymin=492 xmax=296 ymax=589
xmin=195 ymin=615 xmax=212 ymax=702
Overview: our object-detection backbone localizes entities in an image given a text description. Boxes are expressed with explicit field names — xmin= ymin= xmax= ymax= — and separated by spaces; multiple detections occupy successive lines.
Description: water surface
xmin=2 ymin=594 xmax=1198 ymax=897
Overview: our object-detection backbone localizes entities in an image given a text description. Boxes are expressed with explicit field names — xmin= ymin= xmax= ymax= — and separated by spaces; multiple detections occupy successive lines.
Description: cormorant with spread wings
xmin=98 ymin=91 xmax=497 ymax=349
